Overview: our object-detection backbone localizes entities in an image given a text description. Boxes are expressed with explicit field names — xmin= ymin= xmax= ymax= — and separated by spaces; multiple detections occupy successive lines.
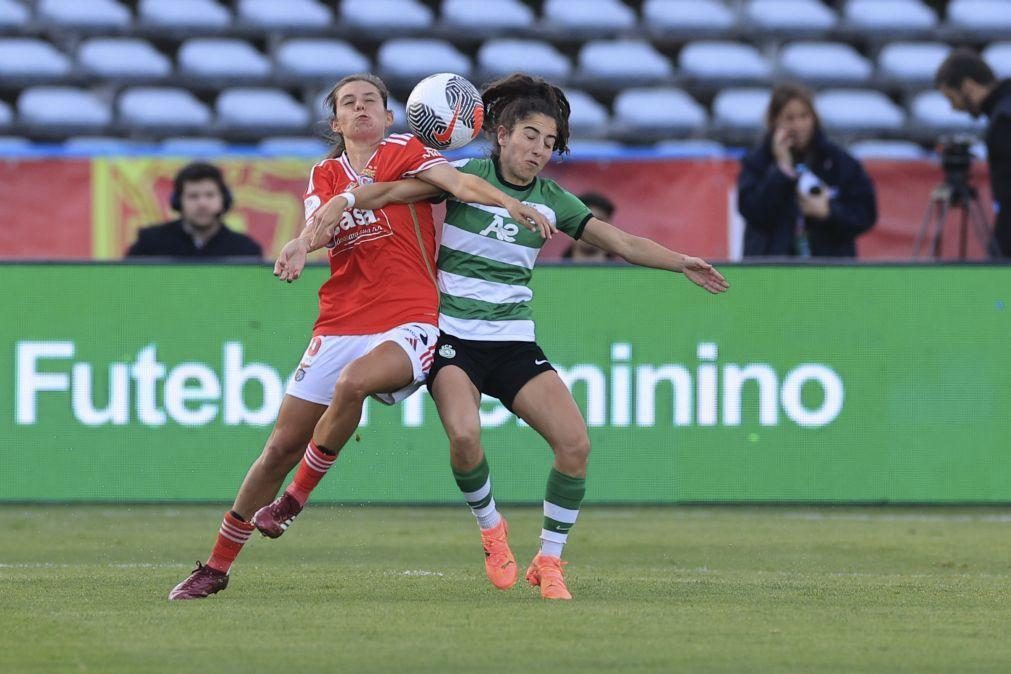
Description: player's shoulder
xmin=452 ymin=156 xmax=490 ymax=174
xmin=307 ymin=156 xmax=345 ymax=181
xmin=535 ymin=175 xmax=573 ymax=199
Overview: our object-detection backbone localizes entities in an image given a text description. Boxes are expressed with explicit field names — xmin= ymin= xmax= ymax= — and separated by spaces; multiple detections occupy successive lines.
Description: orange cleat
xmin=480 ymin=518 xmax=517 ymax=590
xmin=525 ymin=554 xmax=572 ymax=600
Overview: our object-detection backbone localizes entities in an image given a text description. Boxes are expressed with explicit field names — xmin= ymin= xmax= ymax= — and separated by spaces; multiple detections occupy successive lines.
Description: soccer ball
xmin=406 ymin=73 xmax=484 ymax=151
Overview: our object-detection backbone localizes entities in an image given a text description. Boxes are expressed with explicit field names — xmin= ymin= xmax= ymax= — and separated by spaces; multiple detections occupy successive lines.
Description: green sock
xmin=452 ymin=456 xmax=501 ymax=529
xmin=540 ymin=468 xmax=586 ymax=558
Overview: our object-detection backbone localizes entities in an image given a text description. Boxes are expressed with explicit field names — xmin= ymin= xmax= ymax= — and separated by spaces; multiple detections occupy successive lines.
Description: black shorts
xmin=426 ymin=333 xmax=556 ymax=412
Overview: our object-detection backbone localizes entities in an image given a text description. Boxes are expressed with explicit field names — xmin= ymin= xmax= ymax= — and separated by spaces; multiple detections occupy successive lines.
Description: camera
xmin=795 ymin=163 xmax=824 ymax=197
xmin=938 ymin=135 xmax=975 ymax=190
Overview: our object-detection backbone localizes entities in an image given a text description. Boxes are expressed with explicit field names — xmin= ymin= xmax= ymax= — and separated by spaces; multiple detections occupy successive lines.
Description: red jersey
xmin=303 ymin=133 xmax=447 ymax=336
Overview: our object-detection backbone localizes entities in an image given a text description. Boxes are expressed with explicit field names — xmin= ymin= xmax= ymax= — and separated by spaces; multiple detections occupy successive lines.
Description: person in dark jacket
xmin=126 ymin=162 xmax=262 ymax=259
xmin=935 ymin=48 xmax=1011 ymax=258
xmin=737 ymin=83 xmax=877 ymax=258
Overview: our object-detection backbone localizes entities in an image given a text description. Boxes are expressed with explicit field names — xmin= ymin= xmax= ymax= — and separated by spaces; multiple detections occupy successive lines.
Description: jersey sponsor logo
xmin=480 ymin=215 xmax=520 ymax=243
xmin=439 ymin=344 xmax=456 ymax=359
xmin=328 ymin=208 xmax=394 ymax=255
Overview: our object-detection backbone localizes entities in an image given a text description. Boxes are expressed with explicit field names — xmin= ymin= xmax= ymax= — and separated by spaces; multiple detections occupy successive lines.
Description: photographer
xmin=737 ymin=83 xmax=877 ymax=258
xmin=935 ymin=48 xmax=1011 ymax=258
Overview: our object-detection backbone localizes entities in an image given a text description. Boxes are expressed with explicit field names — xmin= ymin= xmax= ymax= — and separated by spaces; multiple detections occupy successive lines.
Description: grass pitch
xmin=1 ymin=504 xmax=1009 ymax=674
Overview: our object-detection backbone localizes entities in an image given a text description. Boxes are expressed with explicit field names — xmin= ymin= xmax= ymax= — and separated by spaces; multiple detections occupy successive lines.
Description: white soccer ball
xmin=406 ymin=73 xmax=484 ymax=151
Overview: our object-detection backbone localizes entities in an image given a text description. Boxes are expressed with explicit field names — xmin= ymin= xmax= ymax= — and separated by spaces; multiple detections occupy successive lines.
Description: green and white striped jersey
xmin=438 ymin=158 xmax=592 ymax=341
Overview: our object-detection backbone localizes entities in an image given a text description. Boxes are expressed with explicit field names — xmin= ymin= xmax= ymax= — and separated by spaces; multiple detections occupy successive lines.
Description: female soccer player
xmin=169 ymin=74 xmax=551 ymax=600
xmin=281 ymin=73 xmax=728 ymax=600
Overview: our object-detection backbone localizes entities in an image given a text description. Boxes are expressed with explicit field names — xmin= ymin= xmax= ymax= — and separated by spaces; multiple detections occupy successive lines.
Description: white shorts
xmin=285 ymin=322 xmax=439 ymax=406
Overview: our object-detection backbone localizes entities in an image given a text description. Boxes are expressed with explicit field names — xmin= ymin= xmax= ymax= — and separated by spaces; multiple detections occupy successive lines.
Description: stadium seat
xmin=843 ymin=0 xmax=937 ymax=34
xmin=910 ymin=90 xmax=986 ymax=132
xmin=377 ymin=38 xmax=471 ymax=81
xmin=712 ymin=88 xmax=771 ymax=135
xmin=654 ymin=138 xmax=726 ymax=157
xmin=679 ymin=41 xmax=772 ymax=82
xmin=0 ymin=0 xmax=29 ymax=31
xmin=778 ymin=42 xmax=873 ymax=84
xmin=178 ymin=39 xmax=272 ymax=81
xmin=160 ymin=137 xmax=229 ymax=154
xmin=565 ymin=138 xmax=627 ymax=158
xmin=877 ymin=42 xmax=950 ymax=85
xmin=612 ymin=88 xmax=706 ymax=137
xmin=78 ymin=38 xmax=171 ymax=80
xmin=542 ymin=0 xmax=636 ymax=33
xmin=564 ymin=89 xmax=609 ymax=137
xmin=477 ymin=39 xmax=571 ymax=81
xmin=946 ymin=0 xmax=1011 ymax=34
xmin=848 ymin=139 xmax=927 ymax=160
xmin=63 ymin=136 xmax=137 ymax=153
xmin=0 ymin=99 xmax=11 ymax=127
xmin=0 ymin=135 xmax=32 ymax=151
xmin=441 ymin=0 xmax=534 ymax=32
xmin=18 ymin=87 xmax=113 ymax=132
xmin=0 ymin=38 xmax=72 ymax=81
xmin=118 ymin=87 xmax=212 ymax=131
xmin=744 ymin=0 xmax=837 ymax=33
xmin=578 ymin=40 xmax=673 ymax=85
xmin=642 ymin=0 xmax=736 ymax=36
xmin=815 ymin=89 xmax=905 ymax=133
xmin=137 ymin=0 xmax=231 ymax=32
xmin=38 ymin=0 xmax=131 ymax=31
xmin=237 ymin=0 xmax=331 ymax=31
xmin=275 ymin=39 xmax=370 ymax=81
xmin=983 ymin=42 xmax=1011 ymax=79
xmin=258 ymin=136 xmax=329 ymax=156
xmin=339 ymin=0 xmax=434 ymax=33
xmin=216 ymin=88 xmax=310 ymax=131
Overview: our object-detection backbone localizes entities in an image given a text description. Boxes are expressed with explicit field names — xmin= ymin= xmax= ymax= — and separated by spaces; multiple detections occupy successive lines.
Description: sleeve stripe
xmin=402 ymin=156 xmax=449 ymax=177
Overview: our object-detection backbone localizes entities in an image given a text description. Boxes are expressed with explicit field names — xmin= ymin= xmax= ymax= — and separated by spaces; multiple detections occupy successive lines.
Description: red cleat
xmin=168 ymin=562 xmax=228 ymax=600
xmin=252 ymin=492 xmax=303 ymax=538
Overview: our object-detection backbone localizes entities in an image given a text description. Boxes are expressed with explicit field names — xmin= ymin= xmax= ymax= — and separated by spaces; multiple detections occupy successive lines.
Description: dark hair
xmin=322 ymin=73 xmax=390 ymax=159
xmin=171 ymin=162 xmax=232 ymax=213
xmin=765 ymin=82 xmax=821 ymax=133
xmin=481 ymin=73 xmax=571 ymax=158
xmin=577 ymin=191 xmax=615 ymax=220
xmin=935 ymin=48 xmax=996 ymax=89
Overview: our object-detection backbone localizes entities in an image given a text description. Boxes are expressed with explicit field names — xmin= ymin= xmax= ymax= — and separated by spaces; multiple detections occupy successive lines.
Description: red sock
xmin=284 ymin=441 xmax=337 ymax=506
xmin=206 ymin=511 xmax=254 ymax=573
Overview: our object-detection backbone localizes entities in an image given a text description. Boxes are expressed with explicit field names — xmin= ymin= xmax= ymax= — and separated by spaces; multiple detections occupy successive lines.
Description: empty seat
xmin=78 ymin=38 xmax=171 ymax=79
xmin=564 ymin=89 xmax=609 ymax=136
xmin=712 ymin=88 xmax=771 ymax=132
xmin=779 ymin=42 xmax=873 ymax=84
xmin=815 ymin=89 xmax=904 ymax=132
xmin=745 ymin=0 xmax=836 ymax=32
xmin=477 ymin=39 xmax=571 ymax=80
xmin=118 ymin=87 xmax=212 ymax=130
xmin=276 ymin=39 xmax=370 ymax=80
xmin=178 ymin=39 xmax=271 ymax=80
xmin=441 ymin=0 xmax=534 ymax=32
xmin=0 ymin=99 xmax=11 ymax=126
xmin=160 ymin=137 xmax=229 ymax=154
xmin=377 ymin=38 xmax=471 ymax=80
xmin=642 ymin=0 xmax=735 ymax=34
xmin=946 ymin=0 xmax=1011 ymax=33
xmin=237 ymin=0 xmax=331 ymax=30
xmin=138 ymin=0 xmax=231 ymax=31
xmin=543 ymin=0 xmax=635 ymax=32
xmin=844 ymin=0 xmax=937 ymax=33
xmin=849 ymin=139 xmax=926 ymax=160
xmin=565 ymin=139 xmax=626 ymax=158
xmin=258 ymin=136 xmax=329 ymax=156
xmin=0 ymin=135 xmax=32 ymax=152
xmin=679 ymin=41 xmax=772 ymax=81
xmin=18 ymin=87 xmax=113 ymax=130
xmin=654 ymin=138 xmax=726 ymax=157
xmin=983 ymin=42 xmax=1011 ymax=79
xmin=878 ymin=42 xmax=949 ymax=84
xmin=0 ymin=0 xmax=30 ymax=31
xmin=910 ymin=91 xmax=986 ymax=131
xmin=63 ymin=136 xmax=138 ymax=154
xmin=578 ymin=40 xmax=673 ymax=83
xmin=0 ymin=38 xmax=72 ymax=80
xmin=613 ymin=88 xmax=706 ymax=134
xmin=217 ymin=88 xmax=309 ymax=131
xmin=38 ymin=0 xmax=131 ymax=30
xmin=340 ymin=0 xmax=433 ymax=32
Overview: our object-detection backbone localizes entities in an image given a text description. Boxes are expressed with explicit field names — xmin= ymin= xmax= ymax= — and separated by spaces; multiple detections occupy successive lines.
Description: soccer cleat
xmin=525 ymin=554 xmax=572 ymax=600
xmin=168 ymin=562 xmax=228 ymax=600
xmin=252 ymin=492 xmax=303 ymax=539
xmin=480 ymin=518 xmax=517 ymax=590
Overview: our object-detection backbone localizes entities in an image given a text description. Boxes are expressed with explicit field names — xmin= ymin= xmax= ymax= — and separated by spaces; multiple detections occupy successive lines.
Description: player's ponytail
xmin=322 ymin=74 xmax=391 ymax=159
xmin=481 ymin=73 xmax=571 ymax=158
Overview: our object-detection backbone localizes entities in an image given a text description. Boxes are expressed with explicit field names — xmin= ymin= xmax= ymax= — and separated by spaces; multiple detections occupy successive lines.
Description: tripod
xmin=913 ymin=181 xmax=999 ymax=259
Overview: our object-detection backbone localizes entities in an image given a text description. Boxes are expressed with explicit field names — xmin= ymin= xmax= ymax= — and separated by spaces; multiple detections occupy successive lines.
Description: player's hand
xmin=274 ymin=238 xmax=309 ymax=283
xmin=682 ymin=257 xmax=729 ymax=294
xmin=508 ymin=200 xmax=555 ymax=239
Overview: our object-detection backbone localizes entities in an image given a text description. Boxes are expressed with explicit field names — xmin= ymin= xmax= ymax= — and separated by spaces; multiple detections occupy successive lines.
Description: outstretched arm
xmin=581 ymin=218 xmax=729 ymax=294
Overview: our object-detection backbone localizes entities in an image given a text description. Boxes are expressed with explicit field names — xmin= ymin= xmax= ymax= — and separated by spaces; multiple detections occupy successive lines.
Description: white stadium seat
xmin=578 ymin=40 xmax=673 ymax=84
xmin=564 ymin=89 xmax=610 ymax=137
xmin=654 ymin=138 xmax=726 ymax=157
xmin=679 ymin=41 xmax=772 ymax=82
xmin=815 ymin=89 xmax=905 ymax=132
xmin=258 ymin=136 xmax=329 ymax=156
xmin=38 ymin=0 xmax=131 ymax=31
xmin=441 ymin=0 xmax=534 ymax=32
xmin=543 ymin=0 xmax=636 ymax=32
xmin=78 ymin=38 xmax=171 ymax=79
xmin=877 ymin=42 xmax=950 ymax=84
xmin=0 ymin=135 xmax=32 ymax=151
xmin=848 ymin=139 xmax=926 ymax=160
xmin=237 ymin=0 xmax=331 ymax=31
xmin=844 ymin=0 xmax=937 ymax=33
xmin=63 ymin=136 xmax=137 ymax=153
xmin=0 ymin=0 xmax=29 ymax=31
xmin=712 ymin=88 xmax=771 ymax=133
xmin=779 ymin=42 xmax=873 ymax=84
xmin=910 ymin=90 xmax=986 ymax=132
xmin=340 ymin=0 xmax=433 ymax=32
xmin=642 ymin=0 xmax=736 ymax=35
xmin=745 ymin=0 xmax=837 ymax=33
xmin=378 ymin=39 xmax=471 ymax=80
xmin=160 ymin=137 xmax=229 ymax=155
xmin=18 ymin=87 xmax=113 ymax=131
xmin=217 ymin=88 xmax=309 ymax=131
xmin=477 ymin=39 xmax=572 ymax=81
xmin=0 ymin=38 xmax=72 ymax=80
xmin=118 ymin=87 xmax=212 ymax=130
xmin=138 ymin=0 xmax=231 ymax=32
xmin=565 ymin=139 xmax=626 ymax=158
xmin=178 ymin=39 xmax=271 ymax=81
xmin=946 ymin=0 xmax=1011 ymax=33
xmin=275 ymin=39 xmax=370 ymax=80
xmin=983 ymin=43 xmax=1011 ymax=79
xmin=613 ymin=88 xmax=706 ymax=135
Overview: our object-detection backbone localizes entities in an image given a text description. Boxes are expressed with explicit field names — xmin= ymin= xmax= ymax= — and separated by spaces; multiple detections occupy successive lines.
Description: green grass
xmin=1 ymin=505 xmax=1010 ymax=674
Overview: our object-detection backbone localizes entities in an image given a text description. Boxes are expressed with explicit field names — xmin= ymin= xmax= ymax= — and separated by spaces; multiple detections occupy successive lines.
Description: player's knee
xmin=332 ymin=370 xmax=369 ymax=405
xmin=260 ymin=439 xmax=304 ymax=473
xmin=555 ymin=432 xmax=591 ymax=467
xmin=447 ymin=427 xmax=482 ymax=461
